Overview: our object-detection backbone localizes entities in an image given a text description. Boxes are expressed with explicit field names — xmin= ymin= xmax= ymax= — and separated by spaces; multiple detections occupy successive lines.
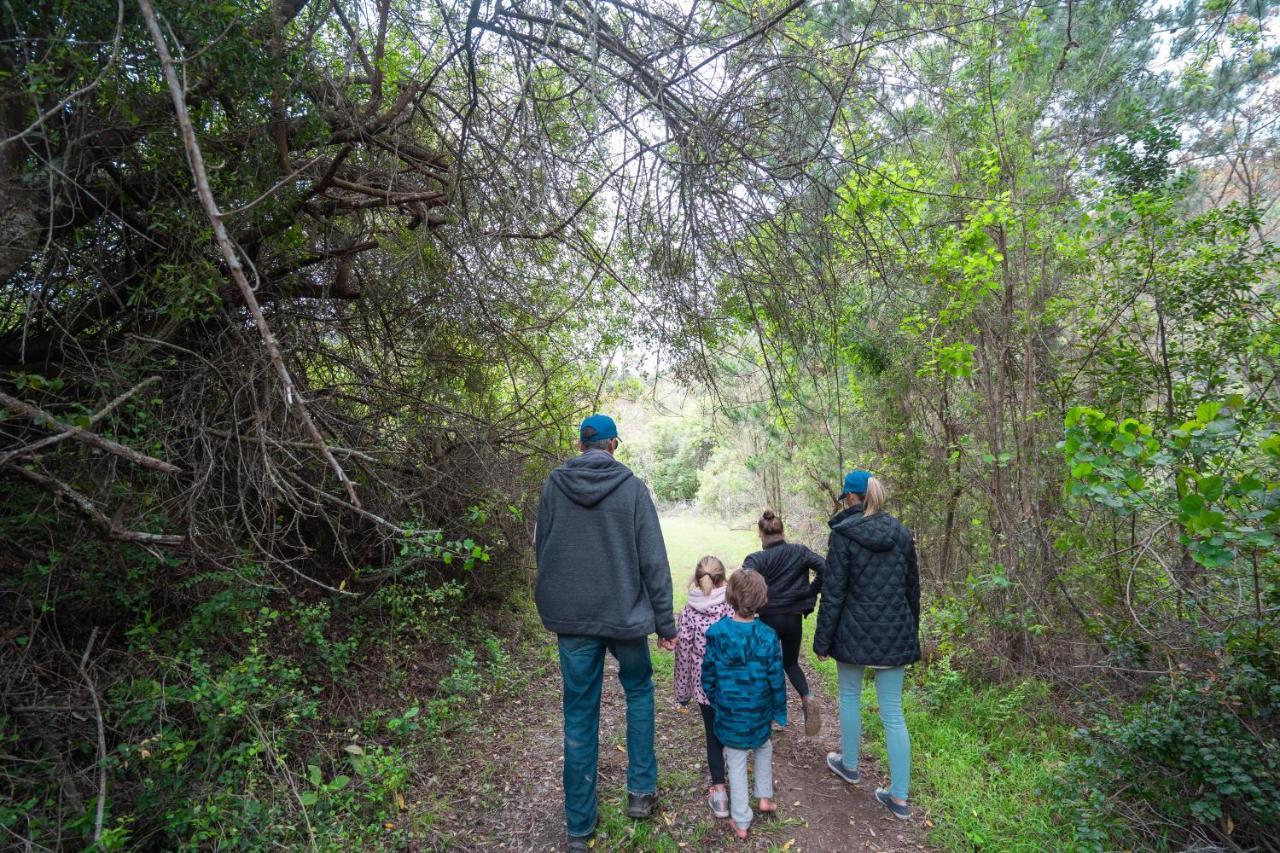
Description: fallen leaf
xmin=793 ymin=800 xmax=801 ymax=807
xmin=782 ymin=840 xmax=795 ymax=851
xmin=396 ymin=791 xmax=406 ymax=810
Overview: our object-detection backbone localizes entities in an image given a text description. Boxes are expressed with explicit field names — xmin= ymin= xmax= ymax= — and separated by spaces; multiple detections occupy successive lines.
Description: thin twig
xmin=76 ymin=627 xmax=106 ymax=845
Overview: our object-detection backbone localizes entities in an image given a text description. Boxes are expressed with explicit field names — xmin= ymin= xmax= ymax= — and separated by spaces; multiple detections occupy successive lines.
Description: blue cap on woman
xmin=840 ymin=469 xmax=872 ymax=498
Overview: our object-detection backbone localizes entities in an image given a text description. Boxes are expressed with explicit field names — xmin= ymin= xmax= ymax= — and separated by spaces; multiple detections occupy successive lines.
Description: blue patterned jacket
xmin=701 ymin=617 xmax=787 ymax=749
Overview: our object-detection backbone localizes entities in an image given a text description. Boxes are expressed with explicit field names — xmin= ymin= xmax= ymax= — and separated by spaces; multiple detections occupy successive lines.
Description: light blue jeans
xmin=836 ymin=664 xmax=910 ymax=800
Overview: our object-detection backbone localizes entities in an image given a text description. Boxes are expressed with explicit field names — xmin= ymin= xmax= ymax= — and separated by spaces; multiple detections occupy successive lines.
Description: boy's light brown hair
xmin=726 ymin=570 xmax=768 ymax=618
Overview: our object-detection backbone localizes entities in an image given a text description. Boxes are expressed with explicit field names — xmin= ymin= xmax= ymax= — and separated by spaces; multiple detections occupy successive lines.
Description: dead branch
xmin=3 ymin=465 xmax=185 ymax=546
xmin=138 ymin=0 xmax=362 ymax=509
xmin=77 ymin=627 xmax=107 ymax=846
xmin=0 ymin=389 xmax=180 ymax=474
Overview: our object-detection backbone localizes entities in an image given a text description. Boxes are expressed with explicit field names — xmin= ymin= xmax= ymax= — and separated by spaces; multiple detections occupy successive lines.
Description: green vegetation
xmin=3 ymin=0 xmax=1277 ymax=849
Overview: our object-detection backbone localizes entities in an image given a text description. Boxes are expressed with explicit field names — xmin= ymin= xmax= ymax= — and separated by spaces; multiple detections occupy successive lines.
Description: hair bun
xmin=761 ymin=509 xmax=776 ymax=520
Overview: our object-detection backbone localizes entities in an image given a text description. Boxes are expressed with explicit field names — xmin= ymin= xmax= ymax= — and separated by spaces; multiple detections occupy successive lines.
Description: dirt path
xmin=422 ymin=636 xmax=928 ymax=852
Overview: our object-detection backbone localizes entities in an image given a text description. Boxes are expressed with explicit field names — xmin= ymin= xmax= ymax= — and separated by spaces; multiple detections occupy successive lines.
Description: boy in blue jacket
xmin=701 ymin=570 xmax=787 ymax=839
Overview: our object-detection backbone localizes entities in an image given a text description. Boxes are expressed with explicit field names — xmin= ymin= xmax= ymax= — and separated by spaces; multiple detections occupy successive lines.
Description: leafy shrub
xmin=1066 ymin=626 xmax=1280 ymax=849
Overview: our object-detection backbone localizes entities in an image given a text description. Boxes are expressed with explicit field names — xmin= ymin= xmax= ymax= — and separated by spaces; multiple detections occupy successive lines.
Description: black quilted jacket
xmin=813 ymin=506 xmax=921 ymax=667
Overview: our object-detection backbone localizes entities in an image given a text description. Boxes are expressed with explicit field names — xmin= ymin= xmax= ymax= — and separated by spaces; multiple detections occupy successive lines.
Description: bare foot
xmin=758 ymin=797 xmax=777 ymax=814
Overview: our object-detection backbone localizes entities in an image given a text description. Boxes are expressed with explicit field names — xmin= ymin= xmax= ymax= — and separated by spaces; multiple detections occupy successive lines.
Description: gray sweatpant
xmin=724 ymin=737 xmax=774 ymax=830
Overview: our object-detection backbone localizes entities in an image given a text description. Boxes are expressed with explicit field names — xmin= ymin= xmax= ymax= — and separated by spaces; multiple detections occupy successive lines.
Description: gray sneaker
xmin=875 ymin=787 xmax=911 ymax=819
xmin=826 ymin=752 xmax=860 ymax=784
xmin=708 ymin=787 xmax=729 ymax=818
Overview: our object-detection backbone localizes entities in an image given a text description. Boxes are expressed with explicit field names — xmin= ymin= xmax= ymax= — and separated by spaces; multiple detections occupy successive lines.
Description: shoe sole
xmin=804 ymin=702 xmax=821 ymax=736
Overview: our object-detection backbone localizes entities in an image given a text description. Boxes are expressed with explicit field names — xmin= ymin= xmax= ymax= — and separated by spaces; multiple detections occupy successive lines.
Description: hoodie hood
xmin=686 ymin=585 xmax=727 ymax=613
xmin=829 ymin=506 xmax=898 ymax=552
xmin=549 ymin=450 xmax=634 ymax=508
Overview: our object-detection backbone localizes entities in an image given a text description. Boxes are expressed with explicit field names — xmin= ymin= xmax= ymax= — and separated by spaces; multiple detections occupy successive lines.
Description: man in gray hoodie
xmin=535 ymin=414 xmax=677 ymax=851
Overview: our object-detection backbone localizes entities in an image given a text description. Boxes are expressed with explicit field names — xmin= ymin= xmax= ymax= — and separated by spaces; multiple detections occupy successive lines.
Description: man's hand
xmin=816 ymin=654 xmax=829 ymax=661
xmin=657 ymin=636 xmax=677 ymax=652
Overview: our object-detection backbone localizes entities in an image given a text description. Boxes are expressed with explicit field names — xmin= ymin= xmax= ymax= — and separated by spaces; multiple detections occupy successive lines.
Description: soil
xmin=421 ymin=636 xmax=929 ymax=852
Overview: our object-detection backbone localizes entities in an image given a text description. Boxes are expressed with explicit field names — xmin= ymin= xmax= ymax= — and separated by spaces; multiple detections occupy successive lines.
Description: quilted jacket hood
xmin=548 ymin=450 xmax=634 ymax=508
xmin=829 ymin=507 xmax=897 ymax=552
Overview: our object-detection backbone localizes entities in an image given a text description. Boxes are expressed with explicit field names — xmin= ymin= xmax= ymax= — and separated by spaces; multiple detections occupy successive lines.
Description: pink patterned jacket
xmin=674 ymin=586 xmax=734 ymax=706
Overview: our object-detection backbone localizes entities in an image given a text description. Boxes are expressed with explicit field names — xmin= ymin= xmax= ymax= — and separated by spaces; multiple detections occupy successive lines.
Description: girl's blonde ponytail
xmin=692 ymin=555 xmax=726 ymax=595
xmin=863 ymin=476 xmax=886 ymax=516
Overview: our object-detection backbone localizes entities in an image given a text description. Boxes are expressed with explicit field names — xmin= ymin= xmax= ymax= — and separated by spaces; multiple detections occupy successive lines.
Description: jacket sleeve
xmin=813 ymin=532 xmax=847 ymax=656
xmin=905 ymin=532 xmax=920 ymax=627
xmin=673 ymin=607 xmax=694 ymax=705
xmin=769 ymin=631 xmax=788 ymax=726
xmin=741 ymin=551 xmax=759 ymax=571
xmin=700 ymin=634 xmax=718 ymax=707
xmin=805 ymin=545 xmax=824 ymax=598
xmin=635 ymin=486 xmax=677 ymax=639
xmin=533 ymin=481 xmax=551 ymax=567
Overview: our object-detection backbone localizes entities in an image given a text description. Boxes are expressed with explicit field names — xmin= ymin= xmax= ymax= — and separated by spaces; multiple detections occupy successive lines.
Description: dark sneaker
xmin=567 ymin=834 xmax=592 ymax=852
xmin=875 ymin=787 xmax=911 ymax=820
xmin=825 ymin=752 xmax=860 ymax=784
xmin=626 ymin=791 xmax=659 ymax=819
xmin=803 ymin=696 xmax=822 ymax=736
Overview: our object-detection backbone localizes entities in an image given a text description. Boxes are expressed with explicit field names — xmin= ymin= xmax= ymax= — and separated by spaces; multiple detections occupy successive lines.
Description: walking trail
xmin=421 ymin=635 xmax=929 ymax=851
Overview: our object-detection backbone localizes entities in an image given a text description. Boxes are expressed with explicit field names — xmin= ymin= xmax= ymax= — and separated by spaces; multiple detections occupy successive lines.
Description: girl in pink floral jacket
xmin=674 ymin=555 xmax=735 ymax=818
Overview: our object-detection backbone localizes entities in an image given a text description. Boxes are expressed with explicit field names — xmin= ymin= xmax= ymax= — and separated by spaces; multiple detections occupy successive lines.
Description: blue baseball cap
xmin=579 ymin=414 xmax=619 ymax=443
xmin=840 ymin=469 xmax=872 ymax=497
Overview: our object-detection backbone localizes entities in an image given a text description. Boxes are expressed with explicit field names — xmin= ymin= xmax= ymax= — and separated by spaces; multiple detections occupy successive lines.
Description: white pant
xmin=724 ymin=738 xmax=774 ymax=829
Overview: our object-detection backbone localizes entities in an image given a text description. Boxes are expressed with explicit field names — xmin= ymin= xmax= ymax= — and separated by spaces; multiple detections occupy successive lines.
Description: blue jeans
xmin=837 ymin=664 xmax=911 ymax=800
xmin=557 ymin=635 xmax=657 ymax=838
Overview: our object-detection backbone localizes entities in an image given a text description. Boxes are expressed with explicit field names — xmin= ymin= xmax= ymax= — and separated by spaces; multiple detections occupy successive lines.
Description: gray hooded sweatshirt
xmin=534 ymin=450 xmax=677 ymax=640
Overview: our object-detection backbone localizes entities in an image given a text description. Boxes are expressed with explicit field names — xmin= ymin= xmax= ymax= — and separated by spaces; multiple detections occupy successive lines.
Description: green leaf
xmin=300 ymin=791 xmax=318 ymax=807
xmin=1195 ymin=401 xmax=1221 ymax=423
xmin=1071 ymin=462 xmax=1094 ymax=478
xmin=1180 ymin=494 xmax=1205 ymax=514
xmin=329 ymin=775 xmax=350 ymax=791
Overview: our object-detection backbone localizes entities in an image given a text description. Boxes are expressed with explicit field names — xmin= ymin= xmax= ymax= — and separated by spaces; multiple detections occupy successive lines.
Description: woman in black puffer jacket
xmin=813 ymin=470 xmax=919 ymax=821
xmin=742 ymin=509 xmax=824 ymax=735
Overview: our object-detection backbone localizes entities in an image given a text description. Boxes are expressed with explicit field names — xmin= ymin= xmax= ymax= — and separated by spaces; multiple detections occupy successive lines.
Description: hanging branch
xmin=137 ymin=0 xmax=361 ymax=509
xmin=0 ymin=388 xmax=180 ymax=474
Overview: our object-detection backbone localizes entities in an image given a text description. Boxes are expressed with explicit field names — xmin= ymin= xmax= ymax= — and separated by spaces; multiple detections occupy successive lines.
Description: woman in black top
xmin=742 ymin=509 xmax=824 ymax=735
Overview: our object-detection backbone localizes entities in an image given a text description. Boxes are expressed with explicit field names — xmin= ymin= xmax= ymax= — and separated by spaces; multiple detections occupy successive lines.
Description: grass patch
xmin=660 ymin=514 xmax=758 ymax=610
xmin=805 ymin=628 xmax=1077 ymax=851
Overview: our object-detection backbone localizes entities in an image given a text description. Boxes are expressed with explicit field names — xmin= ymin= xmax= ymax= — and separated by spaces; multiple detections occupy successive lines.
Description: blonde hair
xmin=862 ymin=476 xmax=886 ymax=516
xmin=726 ymin=569 xmax=768 ymax=618
xmin=845 ymin=475 xmax=887 ymax=516
xmin=692 ymin=555 xmax=726 ymax=596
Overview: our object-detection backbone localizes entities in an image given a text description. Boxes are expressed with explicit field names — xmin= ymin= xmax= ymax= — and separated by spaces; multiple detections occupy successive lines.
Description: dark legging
xmin=761 ymin=612 xmax=809 ymax=698
xmin=698 ymin=703 xmax=726 ymax=785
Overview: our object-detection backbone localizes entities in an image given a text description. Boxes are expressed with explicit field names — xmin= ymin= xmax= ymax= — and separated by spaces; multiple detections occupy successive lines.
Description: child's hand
xmin=657 ymin=636 xmax=677 ymax=651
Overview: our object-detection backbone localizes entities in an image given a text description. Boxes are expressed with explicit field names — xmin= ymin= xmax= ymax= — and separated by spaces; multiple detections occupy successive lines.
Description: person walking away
xmin=673 ymin=555 xmax=736 ymax=818
xmin=813 ymin=470 xmax=920 ymax=820
xmin=701 ymin=570 xmax=787 ymax=840
xmin=534 ymin=414 xmax=678 ymax=852
xmin=742 ymin=508 xmax=824 ymax=735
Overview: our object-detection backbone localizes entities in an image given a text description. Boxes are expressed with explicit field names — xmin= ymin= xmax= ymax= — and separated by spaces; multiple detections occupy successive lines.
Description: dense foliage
xmin=2 ymin=0 xmax=1277 ymax=849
